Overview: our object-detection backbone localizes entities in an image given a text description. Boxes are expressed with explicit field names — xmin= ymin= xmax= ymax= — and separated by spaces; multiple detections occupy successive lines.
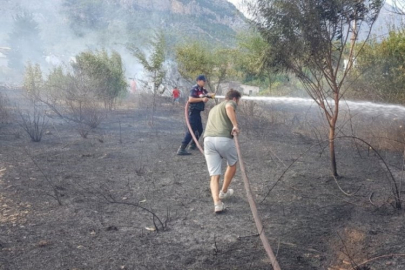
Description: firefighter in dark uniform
xmin=177 ymin=74 xmax=214 ymax=155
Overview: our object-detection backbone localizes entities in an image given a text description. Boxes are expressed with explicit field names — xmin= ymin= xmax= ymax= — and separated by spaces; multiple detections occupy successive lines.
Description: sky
xmin=227 ymin=0 xmax=251 ymax=18
xmin=227 ymin=0 xmax=242 ymax=7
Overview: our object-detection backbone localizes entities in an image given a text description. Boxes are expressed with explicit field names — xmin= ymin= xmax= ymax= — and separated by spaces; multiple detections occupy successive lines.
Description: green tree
xmin=234 ymin=31 xmax=277 ymax=91
xmin=72 ymin=50 xmax=128 ymax=109
xmin=24 ymin=62 xmax=44 ymax=99
xmin=20 ymin=63 xmax=48 ymax=142
xmin=128 ymin=32 xmax=167 ymax=95
xmin=37 ymin=50 xmax=127 ymax=136
xmin=175 ymin=40 xmax=236 ymax=94
xmin=7 ymin=11 xmax=43 ymax=71
xmin=252 ymin=0 xmax=383 ymax=177
xmin=128 ymin=32 xmax=168 ymax=126
xmin=353 ymin=30 xmax=405 ymax=103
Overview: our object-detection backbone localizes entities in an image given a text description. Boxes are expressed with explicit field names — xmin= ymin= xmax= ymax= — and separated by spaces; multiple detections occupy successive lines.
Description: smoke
xmin=0 ymin=0 xmax=147 ymax=85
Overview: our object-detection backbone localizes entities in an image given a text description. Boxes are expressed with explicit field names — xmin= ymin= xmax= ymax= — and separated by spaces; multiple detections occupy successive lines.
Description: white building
xmin=240 ymin=84 xmax=260 ymax=96
xmin=218 ymin=81 xmax=260 ymax=96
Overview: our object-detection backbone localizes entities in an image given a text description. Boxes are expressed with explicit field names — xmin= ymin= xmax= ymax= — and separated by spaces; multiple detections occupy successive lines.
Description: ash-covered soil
xmin=0 ymin=90 xmax=404 ymax=270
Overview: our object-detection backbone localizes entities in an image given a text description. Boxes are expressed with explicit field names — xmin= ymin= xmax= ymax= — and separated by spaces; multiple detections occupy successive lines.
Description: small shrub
xmin=238 ymin=100 xmax=272 ymax=139
xmin=17 ymin=101 xmax=48 ymax=142
xmin=23 ymin=50 xmax=127 ymax=138
xmin=0 ymin=92 xmax=9 ymax=124
xmin=76 ymin=123 xmax=90 ymax=139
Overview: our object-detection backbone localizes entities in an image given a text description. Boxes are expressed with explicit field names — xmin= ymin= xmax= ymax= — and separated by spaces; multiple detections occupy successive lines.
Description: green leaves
xmin=234 ymin=31 xmax=272 ymax=79
xmin=46 ymin=49 xmax=127 ymax=108
xmin=175 ymin=41 xmax=214 ymax=82
xmin=254 ymin=0 xmax=383 ymax=74
xmin=175 ymin=40 xmax=237 ymax=92
xmin=354 ymin=30 xmax=405 ymax=103
xmin=128 ymin=31 xmax=167 ymax=94
xmin=24 ymin=62 xmax=44 ymax=98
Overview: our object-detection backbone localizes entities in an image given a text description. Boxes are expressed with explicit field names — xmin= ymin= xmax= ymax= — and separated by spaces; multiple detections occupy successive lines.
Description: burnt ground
xmin=0 ymin=90 xmax=405 ymax=270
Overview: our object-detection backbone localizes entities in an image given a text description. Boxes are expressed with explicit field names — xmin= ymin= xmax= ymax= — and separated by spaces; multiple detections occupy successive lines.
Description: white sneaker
xmin=219 ymin=189 xmax=234 ymax=200
xmin=214 ymin=202 xmax=225 ymax=213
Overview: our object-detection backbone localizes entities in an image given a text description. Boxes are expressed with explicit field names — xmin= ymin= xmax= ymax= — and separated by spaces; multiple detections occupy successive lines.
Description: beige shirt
xmin=204 ymin=100 xmax=237 ymax=139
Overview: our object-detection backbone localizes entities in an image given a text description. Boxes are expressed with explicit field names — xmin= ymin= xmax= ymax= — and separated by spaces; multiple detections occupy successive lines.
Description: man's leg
xmin=221 ymin=163 xmax=237 ymax=193
xmin=205 ymin=137 xmax=225 ymax=212
xmin=189 ymin=130 xmax=199 ymax=150
xmin=177 ymin=114 xmax=198 ymax=155
xmin=219 ymin=139 xmax=238 ymax=199
xmin=210 ymin=175 xmax=221 ymax=204
xmin=177 ymin=129 xmax=192 ymax=155
xmin=189 ymin=115 xmax=202 ymax=150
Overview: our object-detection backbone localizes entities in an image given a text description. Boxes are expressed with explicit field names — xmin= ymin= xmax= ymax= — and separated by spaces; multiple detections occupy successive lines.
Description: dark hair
xmin=225 ymin=89 xmax=241 ymax=100
xmin=196 ymin=74 xmax=206 ymax=82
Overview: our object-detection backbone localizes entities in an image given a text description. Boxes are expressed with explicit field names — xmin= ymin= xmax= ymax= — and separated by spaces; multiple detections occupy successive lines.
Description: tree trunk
xmin=268 ymin=72 xmax=272 ymax=94
xmin=329 ymin=123 xmax=338 ymax=177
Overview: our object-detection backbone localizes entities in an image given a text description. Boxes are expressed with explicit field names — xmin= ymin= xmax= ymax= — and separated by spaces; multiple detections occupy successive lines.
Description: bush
xmin=26 ymin=50 xmax=127 ymax=137
xmin=71 ymin=50 xmax=128 ymax=109
xmin=45 ymin=66 xmax=107 ymax=135
xmin=237 ymin=100 xmax=273 ymax=139
xmin=351 ymin=30 xmax=405 ymax=103
xmin=17 ymin=101 xmax=48 ymax=142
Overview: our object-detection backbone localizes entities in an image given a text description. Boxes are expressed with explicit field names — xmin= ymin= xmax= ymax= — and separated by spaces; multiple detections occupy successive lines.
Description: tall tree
xmin=71 ymin=50 xmax=128 ymax=109
xmin=235 ymin=31 xmax=276 ymax=90
xmin=7 ymin=11 xmax=43 ymax=71
xmin=128 ymin=31 xmax=167 ymax=95
xmin=128 ymin=31 xmax=167 ymax=126
xmin=175 ymin=41 xmax=235 ymax=94
xmin=251 ymin=0 xmax=383 ymax=177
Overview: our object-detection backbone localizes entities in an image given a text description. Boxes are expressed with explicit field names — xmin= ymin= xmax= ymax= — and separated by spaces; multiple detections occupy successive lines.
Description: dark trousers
xmin=182 ymin=112 xmax=203 ymax=146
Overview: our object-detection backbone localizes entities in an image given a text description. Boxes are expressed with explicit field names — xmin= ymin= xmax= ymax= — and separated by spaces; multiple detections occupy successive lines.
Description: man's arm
xmin=225 ymin=103 xmax=239 ymax=134
xmin=188 ymin=87 xmax=208 ymax=103
xmin=189 ymin=96 xmax=208 ymax=103
xmin=188 ymin=91 xmax=214 ymax=102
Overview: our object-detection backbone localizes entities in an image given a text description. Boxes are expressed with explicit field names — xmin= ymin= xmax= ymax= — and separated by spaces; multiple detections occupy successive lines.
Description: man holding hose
xmin=177 ymin=74 xmax=214 ymax=155
xmin=203 ymin=89 xmax=241 ymax=213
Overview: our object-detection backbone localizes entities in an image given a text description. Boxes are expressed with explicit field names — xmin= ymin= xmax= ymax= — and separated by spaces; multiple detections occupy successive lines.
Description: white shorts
xmin=204 ymin=137 xmax=238 ymax=176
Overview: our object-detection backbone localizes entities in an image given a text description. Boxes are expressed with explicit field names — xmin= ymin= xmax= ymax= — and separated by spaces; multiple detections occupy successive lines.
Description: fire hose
xmin=184 ymin=100 xmax=281 ymax=270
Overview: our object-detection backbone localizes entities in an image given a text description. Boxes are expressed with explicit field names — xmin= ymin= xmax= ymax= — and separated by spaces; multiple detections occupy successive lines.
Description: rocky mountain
xmin=117 ymin=0 xmax=243 ymax=25
xmin=111 ymin=0 xmax=246 ymax=46
xmin=0 ymin=0 xmax=246 ymax=49
xmin=0 ymin=0 xmax=246 ymax=81
xmin=0 ymin=0 xmax=245 ymax=48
